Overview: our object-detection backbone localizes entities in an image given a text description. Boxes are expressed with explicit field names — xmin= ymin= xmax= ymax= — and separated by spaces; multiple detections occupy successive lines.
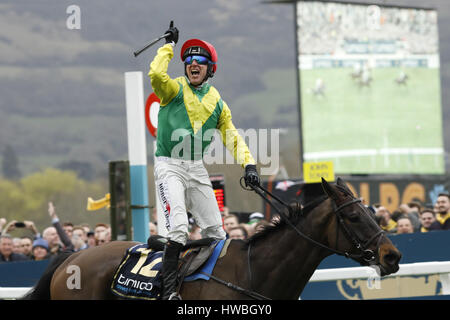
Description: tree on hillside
xmin=0 ymin=168 xmax=110 ymax=233
xmin=58 ymin=160 xmax=94 ymax=181
xmin=2 ymin=144 xmax=21 ymax=180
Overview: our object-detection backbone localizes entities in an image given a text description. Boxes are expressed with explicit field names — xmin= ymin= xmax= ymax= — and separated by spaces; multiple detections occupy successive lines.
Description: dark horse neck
xmin=248 ymin=199 xmax=334 ymax=300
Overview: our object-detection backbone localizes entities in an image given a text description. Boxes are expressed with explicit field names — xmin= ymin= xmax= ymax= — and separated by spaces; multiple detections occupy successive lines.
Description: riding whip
xmin=133 ymin=21 xmax=175 ymax=57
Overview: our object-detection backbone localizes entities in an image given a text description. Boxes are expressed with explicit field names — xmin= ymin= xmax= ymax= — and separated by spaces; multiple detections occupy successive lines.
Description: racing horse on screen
xmin=24 ymin=178 xmax=401 ymax=299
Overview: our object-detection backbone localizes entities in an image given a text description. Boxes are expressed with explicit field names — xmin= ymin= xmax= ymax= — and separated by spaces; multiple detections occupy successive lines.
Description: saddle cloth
xmin=110 ymin=239 xmax=227 ymax=300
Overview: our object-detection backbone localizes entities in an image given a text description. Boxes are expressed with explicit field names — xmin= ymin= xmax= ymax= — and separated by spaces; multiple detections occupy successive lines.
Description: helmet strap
xmin=206 ymin=64 xmax=214 ymax=78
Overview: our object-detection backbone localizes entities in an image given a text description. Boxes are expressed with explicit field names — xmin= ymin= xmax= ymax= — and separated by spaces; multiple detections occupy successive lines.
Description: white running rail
xmin=1 ymin=261 xmax=450 ymax=299
xmin=309 ymin=261 xmax=450 ymax=295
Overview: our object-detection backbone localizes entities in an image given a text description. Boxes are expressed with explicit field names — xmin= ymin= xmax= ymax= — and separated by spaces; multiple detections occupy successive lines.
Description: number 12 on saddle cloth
xmin=111 ymin=245 xmax=164 ymax=300
xmin=110 ymin=240 xmax=227 ymax=300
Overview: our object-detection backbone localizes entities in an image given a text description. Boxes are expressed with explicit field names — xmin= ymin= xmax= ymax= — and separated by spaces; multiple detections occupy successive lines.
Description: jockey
xmin=148 ymin=22 xmax=259 ymax=300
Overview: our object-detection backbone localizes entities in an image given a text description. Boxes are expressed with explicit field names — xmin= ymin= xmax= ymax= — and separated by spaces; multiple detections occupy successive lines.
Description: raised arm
xmin=148 ymin=44 xmax=180 ymax=106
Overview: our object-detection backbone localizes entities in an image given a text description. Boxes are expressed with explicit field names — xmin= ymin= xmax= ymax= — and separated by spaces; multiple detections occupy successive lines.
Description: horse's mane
xmin=245 ymin=211 xmax=297 ymax=245
xmin=245 ymin=194 xmax=329 ymax=246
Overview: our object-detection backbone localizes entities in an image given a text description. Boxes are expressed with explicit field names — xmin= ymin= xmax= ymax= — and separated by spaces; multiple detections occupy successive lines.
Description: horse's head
xmin=321 ymin=177 xmax=401 ymax=276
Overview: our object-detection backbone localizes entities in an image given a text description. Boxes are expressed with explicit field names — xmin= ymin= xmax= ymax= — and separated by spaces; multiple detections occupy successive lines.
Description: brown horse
xmin=24 ymin=178 xmax=401 ymax=300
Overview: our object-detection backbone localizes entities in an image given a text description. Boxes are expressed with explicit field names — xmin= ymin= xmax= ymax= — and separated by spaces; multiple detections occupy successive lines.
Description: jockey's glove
xmin=244 ymin=164 xmax=260 ymax=187
xmin=165 ymin=21 xmax=179 ymax=45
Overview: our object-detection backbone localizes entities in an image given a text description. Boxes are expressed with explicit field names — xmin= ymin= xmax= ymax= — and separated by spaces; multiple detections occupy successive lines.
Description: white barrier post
xmin=124 ymin=71 xmax=150 ymax=243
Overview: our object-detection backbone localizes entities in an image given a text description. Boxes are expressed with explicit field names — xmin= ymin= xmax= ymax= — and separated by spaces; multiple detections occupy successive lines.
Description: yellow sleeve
xmin=217 ymin=101 xmax=256 ymax=168
xmin=148 ymin=44 xmax=180 ymax=106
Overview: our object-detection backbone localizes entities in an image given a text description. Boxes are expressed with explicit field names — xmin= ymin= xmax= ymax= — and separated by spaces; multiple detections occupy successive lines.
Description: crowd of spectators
xmin=186 ymin=207 xmax=276 ymax=242
xmin=371 ymin=193 xmax=450 ymax=235
xmin=149 ymin=206 xmax=279 ymax=243
xmin=0 ymin=201 xmax=112 ymax=263
xmin=143 ymin=191 xmax=450 ymax=246
xmin=0 ymin=201 xmax=275 ymax=264
xmin=189 ymin=193 xmax=449 ymax=241
xmin=1 ymin=192 xmax=449 ymax=264
xmin=190 ymin=193 xmax=450 ymax=241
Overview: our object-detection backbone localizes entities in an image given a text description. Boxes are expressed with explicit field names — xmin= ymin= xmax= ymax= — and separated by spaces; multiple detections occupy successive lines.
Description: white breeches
xmin=154 ymin=157 xmax=226 ymax=245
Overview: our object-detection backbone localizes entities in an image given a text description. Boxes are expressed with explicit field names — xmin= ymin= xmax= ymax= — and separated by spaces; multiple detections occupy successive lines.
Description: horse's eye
xmin=347 ymin=212 xmax=360 ymax=223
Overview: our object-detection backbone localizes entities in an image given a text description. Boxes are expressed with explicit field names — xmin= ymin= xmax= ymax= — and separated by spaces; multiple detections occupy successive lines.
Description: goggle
xmin=184 ymin=55 xmax=210 ymax=65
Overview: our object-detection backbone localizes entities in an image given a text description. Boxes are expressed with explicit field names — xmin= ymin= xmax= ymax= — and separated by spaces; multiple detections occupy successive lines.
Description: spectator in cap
xmin=31 ymin=238 xmax=50 ymax=261
xmin=248 ymin=212 xmax=264 ymax=225
xmin=245 ymin=212 xmax=265 ymax=237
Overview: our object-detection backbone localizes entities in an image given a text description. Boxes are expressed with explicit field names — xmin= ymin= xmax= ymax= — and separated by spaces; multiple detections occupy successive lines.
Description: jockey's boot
xmin=161 ymin=239 xmax=183 ymax=300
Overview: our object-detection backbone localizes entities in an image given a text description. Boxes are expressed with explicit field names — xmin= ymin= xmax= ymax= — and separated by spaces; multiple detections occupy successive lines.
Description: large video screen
xmin=297 ymin=1 xmax=444 ymax=174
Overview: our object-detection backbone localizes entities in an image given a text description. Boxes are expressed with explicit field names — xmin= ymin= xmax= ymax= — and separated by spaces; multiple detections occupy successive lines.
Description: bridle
xmin=241 ymin=179 xmax=385 ymax=262
xmin=331 ymin=197 xmax=384 ymax=263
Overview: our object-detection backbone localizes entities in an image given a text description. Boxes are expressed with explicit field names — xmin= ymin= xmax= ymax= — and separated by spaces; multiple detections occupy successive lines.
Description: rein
xmin=199 ymin=271 xmax=270 ymax=300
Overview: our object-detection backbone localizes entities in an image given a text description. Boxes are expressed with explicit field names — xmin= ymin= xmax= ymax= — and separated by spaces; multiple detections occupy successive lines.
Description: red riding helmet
xmin=180 ymin=39 xmax=217 ymax=74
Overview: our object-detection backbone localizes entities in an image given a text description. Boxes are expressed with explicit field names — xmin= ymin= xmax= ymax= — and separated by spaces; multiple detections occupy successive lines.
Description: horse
xmin=23 ymin=177 xmax=401 ymax=300
xmin=395 ymin=72 xmax=409 ymax=86
xmin=311 ymin=78 xmax=325 ymax=97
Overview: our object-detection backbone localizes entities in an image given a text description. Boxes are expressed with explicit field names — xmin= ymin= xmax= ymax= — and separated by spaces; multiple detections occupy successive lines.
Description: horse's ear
xmin=336 ymin=177 xmax=354 ymax=196
xmin=321 ymin=177 xmax=337 ymax=199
